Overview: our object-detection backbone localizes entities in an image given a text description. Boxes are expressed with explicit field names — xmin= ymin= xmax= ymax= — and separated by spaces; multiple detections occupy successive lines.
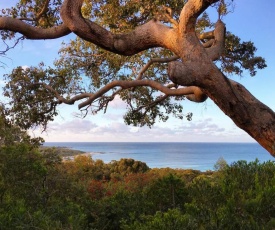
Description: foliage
xmin=0 ymin=1 xmax=273 ymax=227
xmin=3 ymin=64 xmax=65 ymax=130
xmin=213 ymin=156 xmax=228 ymax=171
xmin=221 ymin=32 xmax=267 ymax=76
xmin=0 ymin=104 xmax=43 ymax=147
xmin=144 ymin=173 xmax=188 ymax=212
xmin=1 ymin=0 xmax=62 ymax=33
xmin=109 ymin=158 xmax=150 ymax=178
xmin=0 ymin=0 xmax=63 ymax=55
xmin=0 ymin=144 xmax=90 ymax=229
xmin=1 ymin=0 xmax=267 ymax=131
xmin=121 ymin=209 xmax=189 ymax=230
xmin=1 ymin=145 xmax=275 ymax=229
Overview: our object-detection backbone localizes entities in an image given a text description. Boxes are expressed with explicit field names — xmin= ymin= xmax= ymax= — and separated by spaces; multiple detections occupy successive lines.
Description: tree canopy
xmin=2 ymin=148 xmax=275 ymax=229
xmin=0 ymin=0 xmax=274 ymax=155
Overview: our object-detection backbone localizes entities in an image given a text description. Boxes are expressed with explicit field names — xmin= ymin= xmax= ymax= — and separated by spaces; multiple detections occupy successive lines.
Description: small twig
xmin=0 ymin=36 xmax=24 ymax=55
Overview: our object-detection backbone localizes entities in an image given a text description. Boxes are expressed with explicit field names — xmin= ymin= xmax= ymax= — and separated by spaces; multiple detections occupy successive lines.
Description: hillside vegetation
xmin=1 ymin=145 xmax=275 ymax=229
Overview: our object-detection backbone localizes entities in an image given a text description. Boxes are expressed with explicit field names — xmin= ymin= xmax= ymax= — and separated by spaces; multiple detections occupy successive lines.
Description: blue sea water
xmin=43 ymin=142 xmax=275 ymax=171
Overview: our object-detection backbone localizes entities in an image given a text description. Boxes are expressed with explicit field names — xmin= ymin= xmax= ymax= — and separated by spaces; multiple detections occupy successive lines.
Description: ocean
xmin=43 ymin=142 xmax=275 ymax=171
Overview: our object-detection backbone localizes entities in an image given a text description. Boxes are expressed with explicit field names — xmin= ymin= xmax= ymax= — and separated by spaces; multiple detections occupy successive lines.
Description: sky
xmin=0 ymin=0 xmax=274 ymax=143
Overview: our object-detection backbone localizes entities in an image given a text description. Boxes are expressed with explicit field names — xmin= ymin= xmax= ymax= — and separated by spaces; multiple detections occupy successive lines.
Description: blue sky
xmin=0 ymin=1 xmax=274 ymax=143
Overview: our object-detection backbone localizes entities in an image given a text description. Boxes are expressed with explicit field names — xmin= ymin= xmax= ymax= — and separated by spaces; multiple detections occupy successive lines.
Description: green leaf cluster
xmin=0 ymin=104 xmax=43 ymax=146
xmin=221 ymin=32 xmax=267 ymax=76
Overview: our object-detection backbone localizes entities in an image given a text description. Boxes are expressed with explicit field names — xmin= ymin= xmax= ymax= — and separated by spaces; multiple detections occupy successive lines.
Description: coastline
xmin=42 ymin=142 xmax=274 ymax=171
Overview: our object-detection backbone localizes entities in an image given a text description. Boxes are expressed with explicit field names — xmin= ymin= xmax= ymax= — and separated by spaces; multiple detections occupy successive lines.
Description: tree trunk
xmin=169 ymin=61 xmax=275 ymax=156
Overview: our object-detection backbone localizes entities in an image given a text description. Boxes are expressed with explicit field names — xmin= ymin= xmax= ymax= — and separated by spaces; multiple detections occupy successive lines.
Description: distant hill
xmin=40 ymin=146 xmax=85 ymax=157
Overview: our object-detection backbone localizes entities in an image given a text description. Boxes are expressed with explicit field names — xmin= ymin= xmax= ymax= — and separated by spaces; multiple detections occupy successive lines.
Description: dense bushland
xmin=1 ymin=145 xmax=275 ymax=229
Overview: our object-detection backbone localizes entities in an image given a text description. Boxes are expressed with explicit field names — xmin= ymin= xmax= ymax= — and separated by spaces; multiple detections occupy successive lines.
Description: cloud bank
xmin=34 ymin=116 xmax=253 ymax=143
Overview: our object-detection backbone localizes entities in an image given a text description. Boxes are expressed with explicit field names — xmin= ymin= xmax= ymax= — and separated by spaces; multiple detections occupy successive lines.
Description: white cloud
xmin=89 ymin=122 xmax=129 ymax=134
xmin=108 ymin=95 xmax=127 ymax=110
xmin=103 ymin=113 xmax=124 ymax=121
xmin=34 ymin=115 xmax=254 ymax=143
xmin=21 ymin=65 xmax=29 ymax=70
xmin=46 ymin=119 xmax=98 ymax=134
xmin=130 ymin=127 xmax=139 ymax=133
xmin=174 ymin=118 xmax=225 ymax=135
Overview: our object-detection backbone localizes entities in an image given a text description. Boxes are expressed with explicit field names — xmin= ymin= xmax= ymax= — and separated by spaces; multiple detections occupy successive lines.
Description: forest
xmin=1 ymin=142 xmax=275 ymax=229
xmin=1 ymin=0 xmax=275 ymax=228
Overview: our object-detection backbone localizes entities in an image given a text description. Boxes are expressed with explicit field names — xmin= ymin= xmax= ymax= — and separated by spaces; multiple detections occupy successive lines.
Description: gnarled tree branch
xmin=78 ymin=79 xmax=205 ymax=109
xmin=0 ymin=17 xmax=70 ymax=39
xmin=206 ymin=20 xmax=225 ymax=61
xmin=179 ymin=0 xmax=219 ymax=34
xmin=60 ymin=0 xmax=178 ymax=55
